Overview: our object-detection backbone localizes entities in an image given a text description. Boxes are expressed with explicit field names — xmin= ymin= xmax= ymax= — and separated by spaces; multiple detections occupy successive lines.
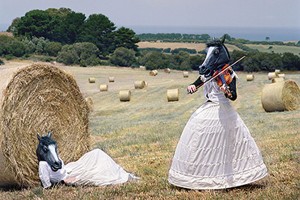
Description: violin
xmin=213 ymin=64 xmax=233 ymax=98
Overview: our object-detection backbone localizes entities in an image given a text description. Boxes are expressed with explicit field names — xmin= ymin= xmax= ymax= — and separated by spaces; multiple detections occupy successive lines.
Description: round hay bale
xmin=0 ymin=63 xmax=90 ymax=187
xmin=167 ymin=89 xmax=179 ymax=102
xmin=88 ymin=77 xmax=96 ymax=83
xmin=108 ymin=77 xmax=115 ymax=82
xmin=99 ymin=84 xmax=108 ymax=91
xmin=119 ymin=90 xmax=131 ymax=102
xmin=149 ymin=70 xmax=158 ymax=76
xmin=271 ymin=77 xmax=285 ymax=83
xmin=278 ymin=73 xmax=285 ymax=78
xmin=164 ymin=68 xmax=171 ymax=73
xmin=275 ymin=69 xmax=281 ymax=75
xmin=268 ymin=72 xmax=278 ymax=80
xmin=261 ymin=80 xmax=300 ymax=112
xmin=85 ymin=97 xmax=93 ymax=111
xmin=183 ymin=71 xmax=189 ymax=78
xmin=134 ymin=81 xmax=146 ymax=89
xmin=139 ymin=66 xmax=146 ymax=70
xmin=246 ymin=74 xmax=255 ymax=81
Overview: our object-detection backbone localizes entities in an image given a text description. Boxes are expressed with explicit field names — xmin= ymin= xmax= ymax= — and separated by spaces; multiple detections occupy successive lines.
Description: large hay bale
xmin=0 ymin=64 xmax=90 ymax=187
xmin=271 ymin=77 xmax=285 ymax=83
xmin=134 ymin=81 xmax=146 ymax=89
xmin=167 ymin=89 xmax=179 ymax=102
xmin=99 ymin=84 xmax=108 ymax=91
xmin=85 ymin=97 xmax=93 ymax=112
xmin=261 ymin=80 xmax=300 ymax=112
xmin=164 ymin=68 xmax=171 ymax=73
xmin=149 ymin=70 xmax=158 ymax=76
xmin=119 ymin=90 xmax=131 ymax=102
xmin=267 ymin=72 xmax=278 ymax=80
xmin=108 ymin=77 xmax=115 ymax=82
xmin=246 ymin=74 xmax=255 ymax=81
xmin=88 ymin=77 xmax=96 ymax=83
xmin=183 ymin=71 xmax=189 ymax=78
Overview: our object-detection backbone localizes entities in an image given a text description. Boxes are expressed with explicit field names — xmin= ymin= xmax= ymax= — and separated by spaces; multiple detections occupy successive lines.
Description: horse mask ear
xmin=37 ymin=133 xmax=41 ymax=141
xmin=221 ymin=35 xmax=226 ymax=44
xmin=47 ymin=131 xmax=52 ymax=138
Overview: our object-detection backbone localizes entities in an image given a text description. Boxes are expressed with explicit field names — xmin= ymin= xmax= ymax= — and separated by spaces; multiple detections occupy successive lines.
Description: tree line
xmin=0 ymin=8 xmax=300 ymax=72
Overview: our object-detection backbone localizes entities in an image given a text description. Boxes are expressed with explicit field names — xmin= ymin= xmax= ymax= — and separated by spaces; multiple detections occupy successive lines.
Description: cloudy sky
xmin=0 ymin=0 xmax=299 ymax=29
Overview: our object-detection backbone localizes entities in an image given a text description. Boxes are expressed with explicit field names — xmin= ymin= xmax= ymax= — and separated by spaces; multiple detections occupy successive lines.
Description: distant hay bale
xmin=0 ymin=64 xmax=90 ymax=187
xmin=167 ymin=89 xmax=179 ymax=102
xmin=268 ymin=72 xmax=278 ymax=80
xmin=108 ymin=77 xmax=115 ymax=82
xmin=88 ymin=77 xmax=96 ymax=83
xmin=164 ymin=68 xmax=171 ymax=73
xmin=261 ymin=80 xmax=300 ymax=112
xmin=139 ymin=66 xmax=146 ymax=70
xmin=271 ymin=77 xmax=285 ymax=83
xmin=149 ymin=70 xmax=158 ymax=76
xmin=85 ymin=97 xmax=94 ymax=111
xmin=183 ymin=71 xmax=189 ymax=78
xmin=246 ymin=74 xmax=255 ymax=81
xmin=119 ymin=90 xmax=131 ymax=102
xmin=99 ymin=84 xmax=108 ymax=91
xmin=134 ymin=81 xmax=146 ymax=89
xmin=275 ymin=69 xmax=281 ymax=75
xmin=278 ymin=74 xmax=285 ymax=78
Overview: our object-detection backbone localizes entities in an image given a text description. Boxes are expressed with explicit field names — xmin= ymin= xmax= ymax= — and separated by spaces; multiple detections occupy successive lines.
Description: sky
xmin=0 ymin=0 xmax=299 ymax=29
xmin=0 ymin=0 xmax=299 ymax=41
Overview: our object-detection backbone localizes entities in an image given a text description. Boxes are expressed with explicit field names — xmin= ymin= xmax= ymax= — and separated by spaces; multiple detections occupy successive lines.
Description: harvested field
xmin=0 ymin=60 xmax=299 ymax=199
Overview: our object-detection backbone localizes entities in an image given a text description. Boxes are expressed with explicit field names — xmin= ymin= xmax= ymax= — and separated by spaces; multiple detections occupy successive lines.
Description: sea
xmin=1 ymin=23 xmax=299 ymax=42
xmin=128 ymin=25 xmax=300 ymax=42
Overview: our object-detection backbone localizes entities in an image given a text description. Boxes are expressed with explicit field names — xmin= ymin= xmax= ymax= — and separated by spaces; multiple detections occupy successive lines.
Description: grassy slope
xmin=246 ymin=44 xmax=300 ymax=55
xmin=0 ymin=61 xmax=299 ymax=199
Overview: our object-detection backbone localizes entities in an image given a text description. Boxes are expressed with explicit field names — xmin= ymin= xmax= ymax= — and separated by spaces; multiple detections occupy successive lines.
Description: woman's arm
xmin=188 ymin=76 xmax=204 ymax=94
xmin=38 ymin=162 xmax=52 ymax=188
xmin=225 ymin=77 xmax=237 ymax=101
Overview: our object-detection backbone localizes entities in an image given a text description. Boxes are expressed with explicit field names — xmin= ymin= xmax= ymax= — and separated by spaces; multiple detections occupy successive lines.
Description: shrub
xmin=110 ymin=47 xmax=136 ymax=67
xmin=44 ymin=42 xmax=62 ymax=56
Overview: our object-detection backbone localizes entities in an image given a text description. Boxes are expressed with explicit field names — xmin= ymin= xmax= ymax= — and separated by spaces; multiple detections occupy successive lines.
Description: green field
xmin=0 ymin=61 xmax=299 ymax=199
xmin=246 ymin=44 xmax=300 ymax=55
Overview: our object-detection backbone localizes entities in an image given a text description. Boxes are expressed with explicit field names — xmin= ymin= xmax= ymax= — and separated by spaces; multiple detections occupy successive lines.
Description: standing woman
xmin=168 ymin=37 xmax=268 ymax=189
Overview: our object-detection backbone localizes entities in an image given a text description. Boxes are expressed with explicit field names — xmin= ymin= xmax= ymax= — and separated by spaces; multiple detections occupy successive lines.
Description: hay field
xmin=138 ymin=41 xmax=241 ymax=52
xmin=0 ymin=60 xmax=299 ymax=199
xmin=246 ymin=44 xmax=300 ymax=55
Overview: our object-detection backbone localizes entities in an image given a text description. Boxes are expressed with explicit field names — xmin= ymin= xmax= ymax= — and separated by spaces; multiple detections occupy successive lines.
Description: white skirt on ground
xmin=168 ymin=101 xmax=268 ymax=190
xmin=65 ymin=149 xmax=137 ymax=186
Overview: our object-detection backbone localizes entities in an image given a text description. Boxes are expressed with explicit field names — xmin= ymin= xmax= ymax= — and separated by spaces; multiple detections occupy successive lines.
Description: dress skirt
xmin=168 ymin=101 xmax=268 ymax=189
xmin=65 ymin=149 xmax=137 ymax=186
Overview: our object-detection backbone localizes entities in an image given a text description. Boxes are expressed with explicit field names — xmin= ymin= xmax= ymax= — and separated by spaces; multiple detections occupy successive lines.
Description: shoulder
xmin=39 ymin=161 xmax=50 ymax=169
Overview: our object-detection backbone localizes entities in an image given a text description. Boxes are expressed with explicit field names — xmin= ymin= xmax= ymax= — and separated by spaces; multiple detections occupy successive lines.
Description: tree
xmin=110 ymin=47 xmax=136 ymax=67
xmin=79 ymin=14 xmax=116 ymax=56
xmin=114 ymin=27 xmax=140 ymax=51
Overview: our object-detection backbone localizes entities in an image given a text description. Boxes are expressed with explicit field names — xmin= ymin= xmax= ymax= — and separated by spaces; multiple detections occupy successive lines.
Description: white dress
xmin=39 ymin=149 xmax=137 ymax=188
xmin=168 ymin=80 xmax=268 ymax=189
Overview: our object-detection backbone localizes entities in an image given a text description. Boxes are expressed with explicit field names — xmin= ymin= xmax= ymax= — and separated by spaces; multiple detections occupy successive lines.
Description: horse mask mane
xmin=199 ymin=36 xmax=231 ymax=78
xmin=36 ymin=132 xmax=62 ymax=171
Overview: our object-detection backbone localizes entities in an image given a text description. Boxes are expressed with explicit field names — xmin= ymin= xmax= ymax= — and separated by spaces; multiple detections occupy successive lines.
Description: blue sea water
xmin=128 ymin=25 xmax=300 ymax=42
xmin=1 ymin=23 xmax=299 ymax=41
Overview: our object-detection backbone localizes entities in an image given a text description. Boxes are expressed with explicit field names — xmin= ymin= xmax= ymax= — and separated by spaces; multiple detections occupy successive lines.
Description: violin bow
xmin=196 ymin=55 xmax=246 ymax=89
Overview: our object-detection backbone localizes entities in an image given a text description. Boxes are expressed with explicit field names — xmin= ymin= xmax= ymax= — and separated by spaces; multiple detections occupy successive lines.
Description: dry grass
xmin=0 ymin=60 xmax=299 ymax=199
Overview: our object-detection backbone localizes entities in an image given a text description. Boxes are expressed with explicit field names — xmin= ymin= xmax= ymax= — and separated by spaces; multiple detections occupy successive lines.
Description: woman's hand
xmin=187 ymin=85 xmax=197 ymax=94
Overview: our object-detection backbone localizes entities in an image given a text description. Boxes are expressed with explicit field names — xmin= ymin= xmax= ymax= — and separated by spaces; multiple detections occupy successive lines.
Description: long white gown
xmin=168 ymin=80 xmax=268 ymax=189
xmin=39 ymin=149 xmax=137 ymax=188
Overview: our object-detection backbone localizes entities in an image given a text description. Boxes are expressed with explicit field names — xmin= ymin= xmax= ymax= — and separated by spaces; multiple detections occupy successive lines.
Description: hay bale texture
xmin=261 ymin=80 xmax=300 ymax=112
xmin=99 ymin=84 xmax=108 ymax=91
xmin=183 ymin=71 xmax=189 ymax=78
xmin=88 ymin=77 xmax=96 ymax=83
xmin=119 ymin=90 xmax=131 ymax=102
xmin=149 ymin=70 xmax=158 ymax=76
xmin=134 ymin=81 xmax=146 ymax=89
xmin=0 ymin=63 xmax=90 ymax=187
xmin=167 ymin=89 xmax=179 ymax=102
xmin=246 ymin=74 xmax=255 ymax=81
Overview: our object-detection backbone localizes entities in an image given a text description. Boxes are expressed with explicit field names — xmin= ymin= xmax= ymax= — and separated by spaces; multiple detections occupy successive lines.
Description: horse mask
xmin=36 ymin=132 xmax=62 ymax=172
xmin=199 ymin=36 xmax=230 ymax=78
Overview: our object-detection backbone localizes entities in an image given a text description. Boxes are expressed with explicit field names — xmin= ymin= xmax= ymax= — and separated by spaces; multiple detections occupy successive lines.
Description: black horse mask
xmin=36 ymin=132 xmax=62 ymax=172
xmin=199 ymin=36 xmax=231 ymax=78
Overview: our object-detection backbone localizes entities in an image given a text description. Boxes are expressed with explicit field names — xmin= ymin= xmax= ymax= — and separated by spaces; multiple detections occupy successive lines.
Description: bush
xmin=57 ymin=42 xmax=101 ymax=66
xmin=44 ymin=42 xmax=62 ymax=56
xmin=0 ymin=58 xmax=4 ymax=65
xmin=110 ymin=47 xmax=136 ymax=67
